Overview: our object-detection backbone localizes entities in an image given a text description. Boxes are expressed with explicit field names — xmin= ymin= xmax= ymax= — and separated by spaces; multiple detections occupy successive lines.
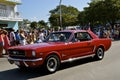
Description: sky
xmin=18 ymin=0 xmax=91 ymax=22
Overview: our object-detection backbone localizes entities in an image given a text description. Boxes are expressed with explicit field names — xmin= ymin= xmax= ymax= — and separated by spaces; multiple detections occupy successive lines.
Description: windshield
xmin=44 ymin=32 xmax=72 ymax=42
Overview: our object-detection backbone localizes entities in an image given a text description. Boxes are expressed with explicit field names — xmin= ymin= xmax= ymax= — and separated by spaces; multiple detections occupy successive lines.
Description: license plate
xmin=14 ymin=61 xmax=20 ymax=66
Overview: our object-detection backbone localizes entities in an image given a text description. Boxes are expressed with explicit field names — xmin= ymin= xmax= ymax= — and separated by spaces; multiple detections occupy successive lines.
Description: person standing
xmin=0 ymin=29 xmax=4 ymax=57
xmin=31 ymin=31 xmax=36 ymax=44
xmin=38 ymin=30 xmax=45 ymax=42
xmin=9 ymin=29 xmax=16 ymax=46
xmin=20 ymin=30 xmax=26 ymax=45
xmin=3 ymin=30 xmax=10 ymax=55
xmin=15 ymin=30 xmax=21 ymax=45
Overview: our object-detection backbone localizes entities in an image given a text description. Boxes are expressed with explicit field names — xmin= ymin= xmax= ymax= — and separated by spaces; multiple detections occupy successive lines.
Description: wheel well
xmin=45 ymin=53 xmax=60 ymax=61
xmin=97 ymin=45 xmax=105 ymax=51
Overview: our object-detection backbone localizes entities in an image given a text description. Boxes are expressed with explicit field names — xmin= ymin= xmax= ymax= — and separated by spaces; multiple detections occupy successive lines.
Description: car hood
xmin=8 ymin=42 xmax=65 ymax=51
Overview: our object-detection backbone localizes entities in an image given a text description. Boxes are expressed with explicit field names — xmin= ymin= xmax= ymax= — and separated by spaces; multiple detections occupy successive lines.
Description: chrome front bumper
xmin=8 ymin=57 xmax=43 ymax=67
xmin=8 ymin=57 xmax=43 ymax=62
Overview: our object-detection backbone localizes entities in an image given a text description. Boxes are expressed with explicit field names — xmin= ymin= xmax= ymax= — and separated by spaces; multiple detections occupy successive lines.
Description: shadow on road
xmin=0 ymin=57 xmax=96 ymax=80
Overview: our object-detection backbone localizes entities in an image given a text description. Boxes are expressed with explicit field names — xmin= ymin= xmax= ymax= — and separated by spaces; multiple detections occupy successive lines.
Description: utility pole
xmin=59 ymin=0 xmax=62 ymax=28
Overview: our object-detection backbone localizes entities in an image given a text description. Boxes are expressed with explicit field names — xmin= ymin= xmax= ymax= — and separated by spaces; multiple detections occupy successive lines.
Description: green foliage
xmin=49 ymin=5 xmax=80 ymax=28
xmin=18 ymin=19 xmax=31 ymax=29
xmin=30 ymin=21 xmax=37 ymax=29
xmin=38 ymin=20 xmax=48 ymax=28
xmin=77 ymin=0 xmax=120 ymax=27
xmin=29 ymin=20 xmax=48 ymax=29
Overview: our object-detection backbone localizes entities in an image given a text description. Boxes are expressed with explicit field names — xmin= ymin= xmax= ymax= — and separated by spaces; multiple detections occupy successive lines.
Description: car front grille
xmin=8 ymin=50 xmax=25 ymax=56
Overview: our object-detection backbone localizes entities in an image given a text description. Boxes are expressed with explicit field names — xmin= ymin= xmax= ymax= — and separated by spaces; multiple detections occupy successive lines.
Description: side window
xmin=75 ymin=32 xmax=92 ymax=42
xmin=71 ymin=36 xmax=76 ymax=42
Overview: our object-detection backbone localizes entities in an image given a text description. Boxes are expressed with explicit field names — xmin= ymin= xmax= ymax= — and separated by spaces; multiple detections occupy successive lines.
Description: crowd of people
xmin=96 ymin=25 xmax=120 ymax=40
xmin=0 ymin=28 xmax=55 ymax=57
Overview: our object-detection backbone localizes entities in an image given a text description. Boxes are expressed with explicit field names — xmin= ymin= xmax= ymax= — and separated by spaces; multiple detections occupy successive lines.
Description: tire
xmin=17 ymin=66 xmax=27 ymax=70
xmin=95 ymin=47 xmax=104 ymax=60
xmin=44 ymin=55 xmax=60 ymax=73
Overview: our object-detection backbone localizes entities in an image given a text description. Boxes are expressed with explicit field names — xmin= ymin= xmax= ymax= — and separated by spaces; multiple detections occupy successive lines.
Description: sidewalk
xmin=0 ymin=55 xmax=8 ymax=58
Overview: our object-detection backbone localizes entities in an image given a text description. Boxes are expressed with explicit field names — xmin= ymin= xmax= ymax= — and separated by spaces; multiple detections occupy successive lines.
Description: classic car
xmin=7 ymin=30 xmax=111 ymax=73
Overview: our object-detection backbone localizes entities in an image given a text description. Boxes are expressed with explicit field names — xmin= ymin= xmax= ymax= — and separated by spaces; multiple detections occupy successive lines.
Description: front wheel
xmin=94 ymin=47 xmax=104 ymax=60
xmin=44 ymin=55 xmax=60 ymax=73
xmin=17 ymin=65 xmax=28 ymax=71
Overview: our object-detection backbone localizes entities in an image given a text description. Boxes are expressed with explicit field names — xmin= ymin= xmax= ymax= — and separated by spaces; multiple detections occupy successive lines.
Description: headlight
xmin=32 ymin=51 xmax=36 ymax=57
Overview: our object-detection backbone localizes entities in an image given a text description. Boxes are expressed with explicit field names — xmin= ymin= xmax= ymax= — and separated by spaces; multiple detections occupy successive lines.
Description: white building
xmin=0 ymin=0 xmax=23 ymax=30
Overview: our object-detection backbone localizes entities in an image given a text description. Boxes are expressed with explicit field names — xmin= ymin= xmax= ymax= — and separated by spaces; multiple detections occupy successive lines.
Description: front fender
xmin=44 ymin=51 xmax=62 ymax=61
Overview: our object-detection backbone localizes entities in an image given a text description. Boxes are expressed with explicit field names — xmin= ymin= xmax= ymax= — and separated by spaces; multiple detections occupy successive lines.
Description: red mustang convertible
xmin=8 ymin=30 xmax=111 ymax=73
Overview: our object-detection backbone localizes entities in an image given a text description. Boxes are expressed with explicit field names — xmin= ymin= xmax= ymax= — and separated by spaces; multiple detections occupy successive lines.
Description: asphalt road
xmin=0 ymin=41 xmax=120 ymax=80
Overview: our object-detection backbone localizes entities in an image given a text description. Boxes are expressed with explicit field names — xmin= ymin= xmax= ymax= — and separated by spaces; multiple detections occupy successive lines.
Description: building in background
xmin=0 ymin=0 xmax=23 ymax=30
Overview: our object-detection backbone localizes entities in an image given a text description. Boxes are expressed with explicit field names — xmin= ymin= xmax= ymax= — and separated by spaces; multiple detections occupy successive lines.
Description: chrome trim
xmin=93 ymin=46 xmax=96 ymax=52
xmin=61 ymin=54 xmax=95 ymax=63
xmin=8 ymin=57 xmax=43 ymax=62
xmin=23 ymin=61 xmax=29 ymax=67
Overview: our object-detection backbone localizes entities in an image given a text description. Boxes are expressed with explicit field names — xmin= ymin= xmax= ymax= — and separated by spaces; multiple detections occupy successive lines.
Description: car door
xmin=67 ymin=32 xmax=95 ymax=58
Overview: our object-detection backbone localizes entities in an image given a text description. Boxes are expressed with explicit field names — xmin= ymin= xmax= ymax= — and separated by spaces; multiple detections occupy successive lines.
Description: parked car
xmin=7 ymin=30 xmax=111 ymax=73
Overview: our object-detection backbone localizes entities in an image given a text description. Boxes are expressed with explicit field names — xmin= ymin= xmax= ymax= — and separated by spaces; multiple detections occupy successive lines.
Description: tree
xmin=78 ymin=0 xmax=120 ymax=28
xmin=38 ymin=20 xmax=48 ymax=29
xmin=30 ymin=21 xmax=37 ymax=29
xmin=49 ymin=5 xmax=80 ymax=29
xmin=18 ymin=19 xmax=31 ymax=29
xmin=77 ymin=11 xmax=88 ymax=26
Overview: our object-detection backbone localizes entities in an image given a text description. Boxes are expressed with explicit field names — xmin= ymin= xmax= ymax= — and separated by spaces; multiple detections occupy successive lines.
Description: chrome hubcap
xmin=47 ymin=57 xmax=57 ymax=72
xmin=97 ymin=48 xmax=103 ymax=59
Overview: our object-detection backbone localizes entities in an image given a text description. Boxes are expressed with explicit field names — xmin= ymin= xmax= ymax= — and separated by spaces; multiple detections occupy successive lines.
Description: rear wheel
xmin=44 ymin=55 xmax=60 ymax=73
xmin=95 ymin=47 xmax=104 ymax=60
